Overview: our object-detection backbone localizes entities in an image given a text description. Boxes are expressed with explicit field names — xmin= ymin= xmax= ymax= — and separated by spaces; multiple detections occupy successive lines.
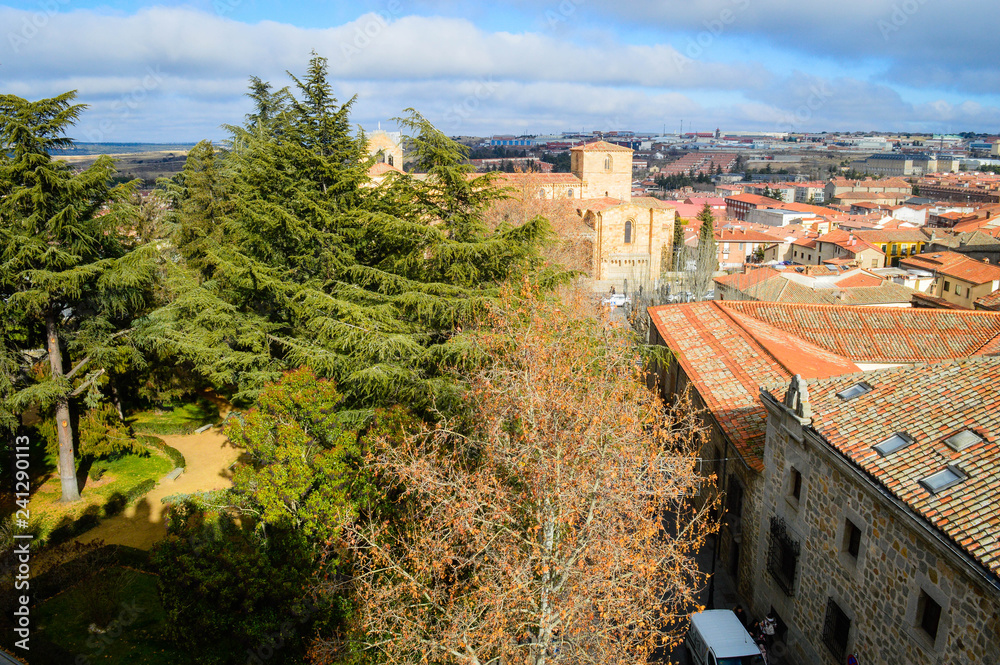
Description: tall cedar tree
xmin=315 ymin=285 xmax=718 ymax=665
xmin=694 ymin=204 xmax=718 ymax=297
xmin=146 ymin=55 xmax=555 ymax=415
xmin=672 ymin=217 xmax=686 ymax=271
xmin=0 ymin=92 xmax=155 ymax=501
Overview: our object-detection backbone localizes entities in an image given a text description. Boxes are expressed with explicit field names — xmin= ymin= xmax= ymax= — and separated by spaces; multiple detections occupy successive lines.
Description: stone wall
xmin=756 ymin=392 xmax=1000 ymax=664
xmin=572 ymin=148 xmax=632 ymax=201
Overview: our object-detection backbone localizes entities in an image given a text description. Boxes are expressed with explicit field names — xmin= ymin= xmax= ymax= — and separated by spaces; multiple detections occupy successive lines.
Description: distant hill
xmin=55 ymin=146 xmax=193 ymax=186
xmin=51 ymin=142 xmax=198 ymax=156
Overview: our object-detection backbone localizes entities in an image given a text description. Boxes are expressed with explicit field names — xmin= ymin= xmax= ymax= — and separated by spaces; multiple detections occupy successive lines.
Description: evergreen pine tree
xmin=672 ymin=218 xmax=686 ymax=271
xmin=694 ymin=204 xmax=718 ymax=298
xmin=146 ymin=56 xmax=555 ymax=414
xmin=0 ymin=92 xmax=155 ymax=501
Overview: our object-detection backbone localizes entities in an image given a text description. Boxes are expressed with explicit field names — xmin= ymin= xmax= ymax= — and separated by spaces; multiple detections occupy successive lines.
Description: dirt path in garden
xmin=75 ymin=427 xmax=242 ymax=550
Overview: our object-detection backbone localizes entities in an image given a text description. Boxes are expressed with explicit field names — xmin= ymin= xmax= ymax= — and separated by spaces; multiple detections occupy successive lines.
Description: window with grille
xmin=767 ymin=517 xmax=799 ymax=595
xmin=822 ymin=598 xmax=851 ymax=660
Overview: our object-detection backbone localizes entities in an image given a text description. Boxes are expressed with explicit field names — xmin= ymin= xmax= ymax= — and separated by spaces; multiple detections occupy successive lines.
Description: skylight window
xmin=874 ymin=432 xmax=914 ymax=457
xmin=943 ymin=430 xmax=981 ymax=452
xmin=836 ymin=382 xmax=872 ymax=400
xmin=919 ymin=466 xmax=966 ymax=495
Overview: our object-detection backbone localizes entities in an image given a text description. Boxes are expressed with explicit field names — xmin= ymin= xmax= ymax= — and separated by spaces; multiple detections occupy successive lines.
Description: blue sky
xmin=2 ymin=0 xmax=999 ymax=142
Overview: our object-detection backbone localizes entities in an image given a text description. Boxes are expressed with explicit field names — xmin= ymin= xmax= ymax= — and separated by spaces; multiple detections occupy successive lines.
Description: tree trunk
xmin=47 ymin=312 xmax=81 ymax=502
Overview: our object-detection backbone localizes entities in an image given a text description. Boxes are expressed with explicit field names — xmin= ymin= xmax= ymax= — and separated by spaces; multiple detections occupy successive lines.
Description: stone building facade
xmin=583 ymin=198 xmax=674 ymax=284
xmin=648 ymin=302 xmax=1000 ymax=664
xmin=756 ymin=365 xmax=1000 ymax=664
xmin=367 ymin=129 xmax=404 ymax=169
xmin=570 ymin=141 xmax=633 ymax=201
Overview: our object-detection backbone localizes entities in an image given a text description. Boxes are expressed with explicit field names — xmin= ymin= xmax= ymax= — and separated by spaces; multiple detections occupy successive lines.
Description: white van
xmin=686 ymin=609 xmax=766 ymax=665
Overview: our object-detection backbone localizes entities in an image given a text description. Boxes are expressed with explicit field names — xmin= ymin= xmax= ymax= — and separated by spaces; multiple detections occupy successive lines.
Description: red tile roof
xmin=571 ymin=140 xmax=633 ymax=152
xmin=767 ymin=358 xmax=1000 ymax=581
xmin=649 ymin=303 xmax=791 ymax=472
xmin=833 ymin=271 xmax=884 ymax=288
xmin=856 ymin=228 xmax=930 ymax=244
xmin=717 ymin=302 xmax=1000 ymax=363
xmin=368 ymin=162 xmax=404 ymax=176
xmin=901 ymin=251 xmax=1000 ymax=285
xmin=649 ymin=302 xmax=1000 ymax=476
xmin=976 ymin=288 xmax=1000 ymax=311
xmin=718 ymin=228 xmax=784 ymax=243
xmin=714 ymin=267 xmax=782 ymax=290
xmin=726 ymin=193 xmax=783 ymax=206
xmin=495 ymin=172 xmax=582 ymax=186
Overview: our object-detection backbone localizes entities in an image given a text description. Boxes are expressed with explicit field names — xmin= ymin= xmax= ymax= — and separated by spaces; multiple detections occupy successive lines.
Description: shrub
xmin=88 ymin=462 xmax=108 ymax=481
xmin=139 ymin=434 xmax=187 ymax=468
xmin=103 ymin=478 xmax=158 ymax=517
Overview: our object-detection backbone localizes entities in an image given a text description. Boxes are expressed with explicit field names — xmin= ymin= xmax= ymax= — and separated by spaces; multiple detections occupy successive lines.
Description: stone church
xmin=498 ymin=140 xmax=675 ymax=290
xmin=365 ymin=132 xmax=674 ymax=291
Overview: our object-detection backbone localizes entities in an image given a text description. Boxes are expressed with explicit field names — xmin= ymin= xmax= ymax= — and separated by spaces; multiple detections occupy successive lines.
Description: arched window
xmin=624 ymin=220 xmax=633 ymax=244
xmin=567 ymin=189 xmax=574 ymax=198
xmin=387 ymin=155 xmax=394 ymax=167
xmin=375 ymin=150 xmax=386 ymax=164
xmin=538 ymin=188 xmax=547 ymax=199
xmin=604 ymin=155 xmax=612 ymax=171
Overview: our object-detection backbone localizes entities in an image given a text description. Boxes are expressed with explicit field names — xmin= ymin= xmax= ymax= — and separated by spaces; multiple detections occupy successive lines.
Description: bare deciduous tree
xmin=314 ymin=286 xmax=717 ymax=665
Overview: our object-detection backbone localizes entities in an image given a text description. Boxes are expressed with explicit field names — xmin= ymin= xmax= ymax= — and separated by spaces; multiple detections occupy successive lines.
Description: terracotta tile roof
xmin=576 ymin=197 xmax=630 ymax=212
xmin=650 ymin=302 xmax=1000 ymax=477
xmin=718 ymin=228 xmax=784 ymax=242
xmin=835 ymin=191 xmax=901 ymax=200
xmin=816 ymin=230 xmax=883 ymax=254
xmin=834 ymin=271 xmax=884 ymax=288
xmin=856 ymin=228 xmax=930 ymax=244
xmin=716 ymin=302 xmax=1000 ymax=363
xmin=494 ymin=172 xmax=582 ymax=186
xmin=719 ymin=307 xmax=862 ymax=379
xmin=901 ymin=251 xmax=1000 ymax=285
xmin=718 ymin=272 xmax=914 ymax=306
xmin=714 ymin=267 xmax=782 ymax=290
xmin=726 ymin=193 xmax=783 ymax=206
xmin=368 ymin=162 xmax=404 ymax=176
xmin=951 ymin=219 xmax=990 ymax=233
xmin=975 ymin=288 xmax=1000 ymax=311
xmin=911 ymin=292 xmax=969 ymax=310
xmin=631 ymin=196 xmax=675 ymax=210
xmin=571 ymin=140 xmax=633 ymax=152
xmin=649 ymin=303 xmax=793 ymax=473
xmin=767 ymin=358 xmax=1000 ymax=581
xmin=832 ymin=283 xmax=917 ymax=305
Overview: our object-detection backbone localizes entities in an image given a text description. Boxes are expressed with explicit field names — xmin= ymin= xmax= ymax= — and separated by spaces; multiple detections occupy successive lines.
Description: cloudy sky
xmin=2 ymin=0 xmax=999 ymax=142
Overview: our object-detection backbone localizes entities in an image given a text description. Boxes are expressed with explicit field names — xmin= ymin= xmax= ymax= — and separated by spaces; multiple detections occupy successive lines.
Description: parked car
xmin=686 ymin=610 xmax=766 ymax=665
xmin=601 ymin=293 xmax=631 ymax=307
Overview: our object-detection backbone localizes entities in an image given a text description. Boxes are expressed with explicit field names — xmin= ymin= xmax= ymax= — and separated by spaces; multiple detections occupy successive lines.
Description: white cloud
xmin=1 ymin=4 xmax=996 ymax=141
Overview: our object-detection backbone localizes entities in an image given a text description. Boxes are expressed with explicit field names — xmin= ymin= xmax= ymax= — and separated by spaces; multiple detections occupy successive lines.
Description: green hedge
xmin=130 ymin=401 xmax=220 ymax=437
xmin=132 ymin=420 xmax=205 ymax=436
xmin=103 ymin=478 xmax=158 ymax=517
xmin=139 ymin=434 xmax=187 ymax=469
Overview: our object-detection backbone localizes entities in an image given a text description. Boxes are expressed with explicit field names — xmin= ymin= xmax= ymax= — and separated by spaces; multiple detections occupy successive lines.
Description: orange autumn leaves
xmin=328 ymin=284 xmax=718 ymax=665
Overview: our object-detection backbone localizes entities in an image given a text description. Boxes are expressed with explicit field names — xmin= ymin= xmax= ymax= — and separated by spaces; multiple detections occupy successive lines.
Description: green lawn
xmin=35 ymin=567 xmax=192 ymax=664
xmin=130 ymin=400 xmax=220 ymax=436
xmin=28 ymin=451 xmax=173 ymax=542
